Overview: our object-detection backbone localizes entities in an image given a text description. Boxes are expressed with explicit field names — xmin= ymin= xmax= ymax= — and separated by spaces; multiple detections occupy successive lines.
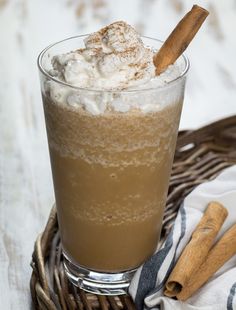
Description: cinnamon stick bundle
xmin=153 ymin=5 xmax=209 ymax=75
xmin=164 ymin=202 xmax=228 ymax=297
xmin=177 ymin=223 xmax=236 ymax=300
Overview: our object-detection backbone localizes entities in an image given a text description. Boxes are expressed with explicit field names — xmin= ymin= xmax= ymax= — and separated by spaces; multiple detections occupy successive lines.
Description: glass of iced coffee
xmin=38 ymin=21 xmax=189 ymax=295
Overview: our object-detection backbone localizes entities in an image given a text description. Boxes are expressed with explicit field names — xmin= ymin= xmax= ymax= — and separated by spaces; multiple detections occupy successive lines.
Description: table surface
xmin=1 ymin=0 xmax=236 ymax=308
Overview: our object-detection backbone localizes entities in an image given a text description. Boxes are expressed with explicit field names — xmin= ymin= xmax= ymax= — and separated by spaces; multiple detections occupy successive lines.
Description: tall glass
xmin=38 ymin=35 xmax=189 ymax=295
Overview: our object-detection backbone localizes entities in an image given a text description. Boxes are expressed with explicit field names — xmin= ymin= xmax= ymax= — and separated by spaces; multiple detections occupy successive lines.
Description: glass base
xmin=63 ymin=252 xmax=136 ymax=295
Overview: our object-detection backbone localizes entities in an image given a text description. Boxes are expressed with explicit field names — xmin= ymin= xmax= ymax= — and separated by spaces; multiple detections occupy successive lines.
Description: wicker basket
xmin=30 ymin=115 xmax=236 ymax=310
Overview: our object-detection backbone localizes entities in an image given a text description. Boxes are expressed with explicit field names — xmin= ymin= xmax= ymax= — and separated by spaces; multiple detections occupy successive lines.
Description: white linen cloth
xmin=129 ymin=165 xmax=236 ymax=310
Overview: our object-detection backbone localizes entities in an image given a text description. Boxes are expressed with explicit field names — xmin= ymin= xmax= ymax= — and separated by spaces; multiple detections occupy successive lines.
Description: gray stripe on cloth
xmin=134 ymin=205 xmax=186 ymax=310
xmin=134 ymin=230 xmax=174 ymax=310
xmin=227 ymin=282 xmax=236 ymax=310
xmin=147 ymin=206 xmax=187 ymax=296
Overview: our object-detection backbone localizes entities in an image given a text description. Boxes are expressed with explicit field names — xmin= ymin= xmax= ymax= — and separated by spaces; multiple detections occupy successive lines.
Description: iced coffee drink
xmin=38 ymin=21 xmax=188 ymax=294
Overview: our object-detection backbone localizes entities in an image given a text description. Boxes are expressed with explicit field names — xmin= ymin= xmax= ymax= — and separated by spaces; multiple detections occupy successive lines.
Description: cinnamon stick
xmin=177 ymin=223 xmax=236 ymax=301
xmin=153 ymin=5 xmax=209 ymax=75
xmin=164 ymin=202 xmax=228 ymax=298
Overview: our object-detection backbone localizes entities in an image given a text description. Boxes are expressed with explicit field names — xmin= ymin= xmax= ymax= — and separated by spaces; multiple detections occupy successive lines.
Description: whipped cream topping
xmin=52 ymin=21 xmax=156 ymax=90
xmin=47 ymin=21 xmax=182 ymax=115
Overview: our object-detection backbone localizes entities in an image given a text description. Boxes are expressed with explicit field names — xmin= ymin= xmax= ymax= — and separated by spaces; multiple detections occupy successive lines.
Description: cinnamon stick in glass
xmin=164 ymin=202 xmax=228 ymax=297
xmin=153 ymin=5 xmax=209 ymax=75
xmin=177 ymin=223 xmax=236 ymax=301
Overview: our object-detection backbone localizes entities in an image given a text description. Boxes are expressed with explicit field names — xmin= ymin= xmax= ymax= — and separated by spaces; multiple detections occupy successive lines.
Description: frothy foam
xmin=46 ymin=21 xmax=182 ymax=115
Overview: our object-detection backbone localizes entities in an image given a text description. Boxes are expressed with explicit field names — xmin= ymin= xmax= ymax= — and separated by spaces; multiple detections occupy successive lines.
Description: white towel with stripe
xmin=129 ymin=165 xmax=236 ymax=310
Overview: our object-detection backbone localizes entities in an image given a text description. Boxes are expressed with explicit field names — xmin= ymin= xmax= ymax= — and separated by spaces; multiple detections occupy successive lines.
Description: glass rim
xmin=37 ymin=34 xmax=190 ymax=94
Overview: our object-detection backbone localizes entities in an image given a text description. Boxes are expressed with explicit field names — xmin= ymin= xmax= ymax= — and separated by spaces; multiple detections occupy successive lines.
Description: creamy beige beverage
xmin=43 ymin=96 xmax=182 ymax=271
xmin=40 ymin=21 xmax=186 ymax=274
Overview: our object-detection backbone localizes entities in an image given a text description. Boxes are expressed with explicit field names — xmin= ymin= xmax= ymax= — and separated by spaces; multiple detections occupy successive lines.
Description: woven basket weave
xmin=30 ymin=115 xmax=236 ymax=310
